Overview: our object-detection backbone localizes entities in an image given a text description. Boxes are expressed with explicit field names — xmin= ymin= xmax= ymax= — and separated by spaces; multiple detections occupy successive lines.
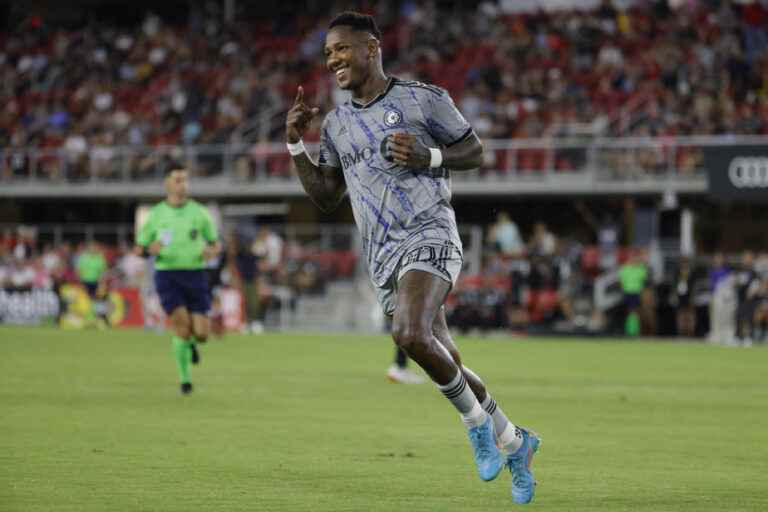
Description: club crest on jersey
xmin=383 ymin=109 xmax=403 ymax=127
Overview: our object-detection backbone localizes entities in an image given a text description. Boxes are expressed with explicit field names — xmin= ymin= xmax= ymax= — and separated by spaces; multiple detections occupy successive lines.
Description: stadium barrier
xmin=2 ymin=136 xmax=766 ymax=197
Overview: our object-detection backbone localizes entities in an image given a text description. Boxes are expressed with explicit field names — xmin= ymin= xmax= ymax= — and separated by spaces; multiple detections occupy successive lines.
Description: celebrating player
xmin=285 ymin=11 xmax=540 ymax=503
xmin=135 ymin=165 xmax=220 ymax=395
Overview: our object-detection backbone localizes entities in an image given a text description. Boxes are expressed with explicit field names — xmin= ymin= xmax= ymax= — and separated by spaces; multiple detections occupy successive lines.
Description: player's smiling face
xmin=324 ymin=27 xmax=373 ymax=90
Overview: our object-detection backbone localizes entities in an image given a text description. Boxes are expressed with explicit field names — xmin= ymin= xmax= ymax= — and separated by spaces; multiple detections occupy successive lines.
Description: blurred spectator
xmin=734 ymin=251 xmax=759 ymax=343
xmin=233 ymin=232 xmax=265 ymax=334
xmin=671 ymin=257 xmax=696 ymax=337
xmin=528 ymin=222 xmax=557 ymax=257
xmin=708 ymin=252 xmax=736 ymax=344
xmin=119 ymin=245 xmax=147 ymax=287
xmin=76 ymin=242 xmax=107 ymax=297
xmin=487 ymin=211 xmax=524 ymax=256
xmin=619 ymin=249 xmax=647 ymax=337
xmin=752 ymin=277 xmax=768 ymax=343
xmin=1 ymin=2 xmax=767 ymax=183
xmin=252 ymin=227 xmax=284 ymax=277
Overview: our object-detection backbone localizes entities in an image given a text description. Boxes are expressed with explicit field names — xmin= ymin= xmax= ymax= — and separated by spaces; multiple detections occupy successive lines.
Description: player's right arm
xmin=133 ymin=208 xmax=162 ymax=257
xmin=285 ymin=86 xmax=346 ymax=214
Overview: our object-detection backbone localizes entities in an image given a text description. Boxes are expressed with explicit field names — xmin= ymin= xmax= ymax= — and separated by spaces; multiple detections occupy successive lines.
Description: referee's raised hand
xmin=286 ymin=86 xmax=320 ymax=143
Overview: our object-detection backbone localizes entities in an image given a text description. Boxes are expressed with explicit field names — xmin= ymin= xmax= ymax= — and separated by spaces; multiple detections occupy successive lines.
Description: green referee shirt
xmin=77 ymin=250 xmax=107 ymax=283
xmin=619 ymin=263 xmax=647 ymax=294
xmin=136 ymin=200 xmax=218 ymax=270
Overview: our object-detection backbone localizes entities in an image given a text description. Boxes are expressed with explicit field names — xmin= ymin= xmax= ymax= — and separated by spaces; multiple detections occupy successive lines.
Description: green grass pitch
xmin=1 ymin=326 xmax=767 ymax=511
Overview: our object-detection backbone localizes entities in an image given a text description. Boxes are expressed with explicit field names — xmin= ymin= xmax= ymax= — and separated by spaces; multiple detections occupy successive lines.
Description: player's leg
xmin=191 ymin=313 xmax=210 ymax=342
xmin=168 ymin=306 xmax=194 ymax=394
xmin=432 ymin=307 xmax=539 ymax=503
xmin=390 ymin=270 xmax=504 ymax=481
xmin=432 ymin=308 xmax=524 ymax=449
xmin=185 ymin=269 xmax=214 ymax=365
xmin=156 ymin=270 xmax=195 ymax=393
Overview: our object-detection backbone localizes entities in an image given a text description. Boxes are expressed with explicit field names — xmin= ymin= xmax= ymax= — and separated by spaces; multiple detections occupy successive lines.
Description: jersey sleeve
xmin=136 ymin=209 xmax=156 ymax=247
xmin=424 ymin=89 xmax=473 ymax=147
xmin=201 ymin=206 xmax=218 ymax=243
xmin=318 ymin=114 xmax=341 ymax=169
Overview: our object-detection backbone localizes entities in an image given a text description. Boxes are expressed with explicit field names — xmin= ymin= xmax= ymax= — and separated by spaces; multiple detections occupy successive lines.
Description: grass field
xmin=1 ymin=326 xmax=767 ymax=511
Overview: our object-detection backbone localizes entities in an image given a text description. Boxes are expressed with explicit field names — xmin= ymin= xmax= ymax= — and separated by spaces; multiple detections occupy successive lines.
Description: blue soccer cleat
xmin=506 ymin=427 xmax=541 ymax=504
xmin=467 ymin=415 xmax=505 ymax=481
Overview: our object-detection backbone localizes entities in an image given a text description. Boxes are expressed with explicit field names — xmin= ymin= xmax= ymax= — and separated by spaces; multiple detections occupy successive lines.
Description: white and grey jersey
xmin=318 ymin=77 xmax=472 ymax=287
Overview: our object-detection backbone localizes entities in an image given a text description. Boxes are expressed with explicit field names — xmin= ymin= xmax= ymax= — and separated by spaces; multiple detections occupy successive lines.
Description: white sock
xmin=481 ymin=394 xmax=523 ymax=452
xmin=438 ymin=371 xmax=487 ymax=428
xmin=498 ymin=424 xmax=524 ymax=453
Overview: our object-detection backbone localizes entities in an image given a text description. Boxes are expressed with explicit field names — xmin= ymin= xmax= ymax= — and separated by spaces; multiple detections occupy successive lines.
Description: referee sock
xmin=625 ymin=312 xmax=640 ymax=336
xmin=171 ymin=336 xmax=191 ymax=384
xmin=481 ymin=394 xmax=523 ymax=453
xmin=438 ymin=370 xmax=487 ymax=428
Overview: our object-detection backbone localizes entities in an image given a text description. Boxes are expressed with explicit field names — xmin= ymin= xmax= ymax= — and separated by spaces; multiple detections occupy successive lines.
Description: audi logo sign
xmin=728 ymin=157 xmax=768 ymax=188
xmin=704 ymin=145 xmax=768 ymax=202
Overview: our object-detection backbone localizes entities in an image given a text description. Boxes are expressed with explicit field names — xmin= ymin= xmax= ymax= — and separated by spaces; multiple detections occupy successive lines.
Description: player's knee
xmin=392 ymin=321 xmax=430 ymax=353
xmin=175 ymin=325 xmax=192 ymax=339
xmin=194 ymin=330 xmax=209 ymax=343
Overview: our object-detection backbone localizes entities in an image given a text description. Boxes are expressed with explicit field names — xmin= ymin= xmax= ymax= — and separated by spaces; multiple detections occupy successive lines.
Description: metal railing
xmin=1 ymin=135 xmax=765 ymax=196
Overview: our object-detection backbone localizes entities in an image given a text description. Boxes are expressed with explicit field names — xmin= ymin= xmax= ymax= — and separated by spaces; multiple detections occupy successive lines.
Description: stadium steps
xmin=283 ymin=281 xmax=383 ymax=333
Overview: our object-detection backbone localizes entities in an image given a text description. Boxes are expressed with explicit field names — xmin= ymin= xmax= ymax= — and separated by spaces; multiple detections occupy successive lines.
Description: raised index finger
xmin=294 ymin=86 xmax=304 ymax=106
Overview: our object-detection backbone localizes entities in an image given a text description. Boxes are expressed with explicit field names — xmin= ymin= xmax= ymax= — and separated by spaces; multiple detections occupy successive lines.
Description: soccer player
xmin=285 ymin=12 xmax=540 ymax=503
xmin=135 ymin=165 xmax=220 ymax=395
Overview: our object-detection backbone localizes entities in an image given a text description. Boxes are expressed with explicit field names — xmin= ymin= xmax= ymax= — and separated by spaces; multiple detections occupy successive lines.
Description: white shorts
xmin=375 ymin=241 xmax=463 ymax=316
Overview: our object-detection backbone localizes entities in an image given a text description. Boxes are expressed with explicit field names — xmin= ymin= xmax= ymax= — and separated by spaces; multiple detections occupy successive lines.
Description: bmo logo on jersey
xmin=340 ymin=146 xmax=375 ymax=170
xmin=728 ymin=157 xmax=768 ymax=188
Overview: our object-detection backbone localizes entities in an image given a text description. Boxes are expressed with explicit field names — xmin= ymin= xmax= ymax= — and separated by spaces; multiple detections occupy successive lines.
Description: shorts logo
xmin=189 ymin=229 xmax=199 ymax=240
xmin=401 ymin=243 xmax=458 ymax=280
xmin=383 ymin=109 xmax=403 ymax=127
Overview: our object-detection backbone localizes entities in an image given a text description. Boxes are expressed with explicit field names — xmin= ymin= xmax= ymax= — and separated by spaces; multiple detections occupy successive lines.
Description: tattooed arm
xmin=291 ymin=153 xmax=347 ymax=214
xmin=286 ymin=86 xmax=347 ymax=213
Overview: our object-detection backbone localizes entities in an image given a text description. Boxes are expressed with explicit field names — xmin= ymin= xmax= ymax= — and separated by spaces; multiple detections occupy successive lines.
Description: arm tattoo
xmin=292 ymin=153 xmax=344 ymax=213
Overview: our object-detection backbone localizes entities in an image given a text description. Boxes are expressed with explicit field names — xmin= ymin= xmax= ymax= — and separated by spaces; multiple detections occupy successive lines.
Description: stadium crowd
xmin=0 ymin=226 xmax=355 ymax=331
xmin=3 ymin=220 xmax=768 ymax=343
xmin=1 ymin=0 xmax=768 ymax=180
xmin=446 ymin=212 xmax=768 ymax=343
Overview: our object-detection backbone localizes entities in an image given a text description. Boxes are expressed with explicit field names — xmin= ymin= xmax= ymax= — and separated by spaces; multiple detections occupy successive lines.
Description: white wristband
xmin=428 ymin=148 xmax=443 ymax=168
xmin=287 ymin=139 xmax=306 ymax=156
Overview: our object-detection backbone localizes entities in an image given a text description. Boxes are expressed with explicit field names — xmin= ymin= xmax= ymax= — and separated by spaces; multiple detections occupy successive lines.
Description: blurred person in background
xmin=751 ymin=277 xmax=768 ymax=343
xmin=527 ymin=222 xmax=556 ymax=258
xmin=619 ymin=249 xmax=647 ymax=337
xmin=119 ymin=243 xmax=147 ymax=288
xmin=708 ymin=252 xmax=736 ymax=345
xmin=672 ymin=257 xmax=696 ymax=337
xmin=76 ymin=241 xmax=106 ymax=298
xmin=386 ymin=343 xmax=425 ymax=384
xmin=134 ymin=164 xmax=220 ymax=395
xmin=234 ymin=232 xmax=264 ymax=334
xmin=734 ymin=251 xmax=759 ymax=344
xmin=639 ymin=249 xmax=658 ymax=336
xmin=487 ymin=211 xmax=524 ymax=257
xmin=252 ymin=227 xmax=284 ymax=279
